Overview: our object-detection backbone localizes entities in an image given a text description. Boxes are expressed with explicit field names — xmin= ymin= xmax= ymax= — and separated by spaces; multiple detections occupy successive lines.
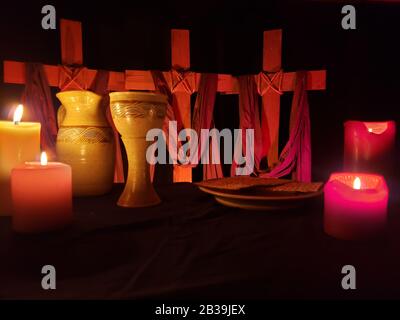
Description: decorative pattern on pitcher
xmin=57 ymin=127 xmax=113 ymax=144
xmin=111 ymin=101 xmax=166 ymax=119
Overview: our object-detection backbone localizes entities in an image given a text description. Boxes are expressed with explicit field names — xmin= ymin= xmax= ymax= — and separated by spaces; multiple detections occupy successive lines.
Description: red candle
xmin=11 ymin=152 xmax=73 ymax=233
xmin=324 ymin=172 xmax=388 ymax=240
xmin=344 ymin=121 xmax=396 ymax=173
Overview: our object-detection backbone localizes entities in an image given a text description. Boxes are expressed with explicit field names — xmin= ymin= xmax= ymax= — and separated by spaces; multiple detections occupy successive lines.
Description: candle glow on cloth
xmin=344 ymin=120 xmax=396 ymax=173
xmin=0 ymin=105 xmax=41 ymax=216
xmin=11 ymin=152 xmax=73 ymax=233
xmin=324 ymin=172 xmax=388 ymax=240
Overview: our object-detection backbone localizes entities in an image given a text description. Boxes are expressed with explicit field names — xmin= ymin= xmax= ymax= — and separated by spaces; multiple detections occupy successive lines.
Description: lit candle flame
xmin=13 ymin=104 xmax=23 ymax=124
xmin=368 ymin=128 xmax=373 ymax=133
xmin=353 ymin=176 xmax=361 ymax=190
xmin=40 ymin=151 xmax=48 ymax=166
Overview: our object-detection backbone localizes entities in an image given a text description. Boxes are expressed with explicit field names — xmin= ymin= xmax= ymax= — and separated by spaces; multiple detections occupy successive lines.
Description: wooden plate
xmin=198 ymin=185 xmax=323 ymax=210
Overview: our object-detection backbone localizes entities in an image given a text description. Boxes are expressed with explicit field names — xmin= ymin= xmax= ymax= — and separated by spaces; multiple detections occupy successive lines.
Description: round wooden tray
xmin=198 ymin=185 xmax=323 ymax=210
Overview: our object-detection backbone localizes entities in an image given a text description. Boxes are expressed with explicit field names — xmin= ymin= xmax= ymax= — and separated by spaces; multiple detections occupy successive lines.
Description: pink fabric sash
xmin=151 ymin=70 xmax=184 ymax=135
xmin=256 ymin=70 xmax=284 ymax=160
xmin=22 ymin=63 xmax=58 ymax=159
xmin=151 ymin=71 xmax=223 ymax=181
xmin=150 ymin=70 xmax=184 ymax=182
xmin=89 ymin=70 xmax=125 ymax=183
xmin=260 ymin=71 xmax=311 ymax=182
xmin=192 ymin=74 xmax=223 ymax=180
xmin=230 ymin=75 xmax=263 ymax=176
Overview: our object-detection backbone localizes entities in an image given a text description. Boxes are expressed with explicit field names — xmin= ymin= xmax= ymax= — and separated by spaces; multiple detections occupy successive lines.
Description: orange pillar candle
xmin=0 ymin=105 xmax=41 ymax=216
xmin=11 ymin=152 xmax=73 ymax=233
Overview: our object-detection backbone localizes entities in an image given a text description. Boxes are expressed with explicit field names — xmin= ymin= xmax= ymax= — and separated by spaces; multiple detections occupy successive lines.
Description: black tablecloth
xmin=1 ymin=182 xmax=400 ymax=299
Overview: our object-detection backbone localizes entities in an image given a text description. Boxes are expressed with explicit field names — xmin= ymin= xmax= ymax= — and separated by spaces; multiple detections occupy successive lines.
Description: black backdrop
xmin=1 ymin=0 xmax=399 ymax=182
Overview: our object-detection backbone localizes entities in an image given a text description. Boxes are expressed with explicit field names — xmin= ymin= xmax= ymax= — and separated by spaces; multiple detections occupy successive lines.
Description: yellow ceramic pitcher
xmin=56 ymin=90 xmax=115 ymax=196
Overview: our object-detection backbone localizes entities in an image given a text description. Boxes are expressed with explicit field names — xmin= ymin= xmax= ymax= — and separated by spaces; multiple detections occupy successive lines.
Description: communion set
xmin=0 ymin=19 xmax=396 ymax=241
xmin=0 ymin=91 xmax=168 ymax=233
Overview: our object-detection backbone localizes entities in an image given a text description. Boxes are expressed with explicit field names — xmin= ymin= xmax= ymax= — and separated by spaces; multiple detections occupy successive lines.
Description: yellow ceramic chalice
xmin=109 ymin=91 xmax=167 ymax=208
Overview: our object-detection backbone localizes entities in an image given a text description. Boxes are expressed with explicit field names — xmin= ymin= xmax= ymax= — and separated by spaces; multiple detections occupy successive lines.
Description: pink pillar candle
xmin=324 ymin=172 xmax=388 ymax=240
xmin=344 ymin=121 xmax=396 ymax=173
xmin=11 ymin=154 xmax=73 ymax=233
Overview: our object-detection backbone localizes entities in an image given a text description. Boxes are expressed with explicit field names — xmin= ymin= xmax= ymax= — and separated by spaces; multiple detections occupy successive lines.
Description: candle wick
xmin=14 ymin=120 xmax=20 ymax=125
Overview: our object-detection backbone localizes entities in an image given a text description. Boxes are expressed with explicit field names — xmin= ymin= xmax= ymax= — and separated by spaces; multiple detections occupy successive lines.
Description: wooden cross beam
xmin=126 ymin=29 xmax=326 ymax=181
xmin=3 ymin=19 xmax=125 ymax=92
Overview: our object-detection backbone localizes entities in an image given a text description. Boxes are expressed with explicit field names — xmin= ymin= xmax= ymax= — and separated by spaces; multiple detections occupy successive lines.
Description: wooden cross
xmin=258 ymin=30 xmax=326 ymax=167
xmin=125 ymin=29 xmax=326 ymax=182
xmin=3 ymin=19 xmax=125 ymax=95
xmin=216 ymin=30 xmax=326 ymax=167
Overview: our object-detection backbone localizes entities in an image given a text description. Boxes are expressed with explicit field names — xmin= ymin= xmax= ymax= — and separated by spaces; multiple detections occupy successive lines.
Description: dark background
xmin=0 ymin=0 xmax=399 ymax=182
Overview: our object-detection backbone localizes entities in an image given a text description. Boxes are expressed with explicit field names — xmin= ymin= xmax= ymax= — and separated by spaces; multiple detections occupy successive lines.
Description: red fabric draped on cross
xmin=192 ymin=74 xmax=223 ymax=180
xmin=260 ymin=71 xmax=312 ymax=182
xmin=256 ymin=70 xmax=284 ymax=162
xmin=151 ymin=71 xmax=223 ymax=181
xmin=151 ymin=70 xmax=182 ymax=137
xmin=150 ymin=70 xmax=181 ymax=170
xmin=22 ymin=63 xmax=58 ymax=159
xmin=231 ymin=71 xmax=311 ymax=182
xmin=231 ymin=75 xmax=263 ymax=176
